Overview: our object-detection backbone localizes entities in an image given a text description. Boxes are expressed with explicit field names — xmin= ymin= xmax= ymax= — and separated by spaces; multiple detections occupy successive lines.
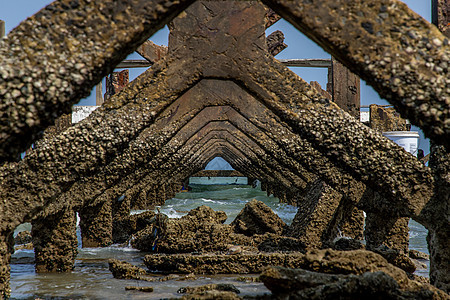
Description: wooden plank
xmin=0 ymin=20 xmax=5 ymax=38
xmin=329 ymin=57 xmax=360 ymax=119
xmin=96 ymin=82 xmax=104 ymax=106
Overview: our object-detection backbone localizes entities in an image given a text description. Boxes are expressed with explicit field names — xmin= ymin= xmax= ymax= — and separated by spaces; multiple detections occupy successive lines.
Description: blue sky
xmin=1 ymin=1 xmax=432 ymax=153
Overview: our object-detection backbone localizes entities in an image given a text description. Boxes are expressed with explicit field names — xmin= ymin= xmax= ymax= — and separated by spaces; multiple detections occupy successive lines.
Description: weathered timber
xmin=286 ymin=179 xmax=343 ymax=248
xmin=329 ymin=57 xmax=360 ymax=119
xmin=426 ymin=144 xmax=450 ymax=292
xmin=1 ymin=0 xmax=434 ymax=236
xmin=0 ymin=233 xmax=13 ymax=299
xmin=0 ymin=20 xmax=4 ymax=38
xmin=428 ymin=3 xmax=450 ymax=291
xmin=116 ymin=59 xmax=152 ymax=68
xmin=261 ymin=266 xmax=448 ymax=299
xmin=96 ymin=82 xmax=103 ymax=106
xmin=79 ymin=200 xmax=113 ymax=248
xmin=365 ymin=213 xmax=409 ymax=253
xmin=365 ymin=103 xmax=410 ymax=256
xmin=118 ymin=58 xmax=332 ymax=69
xmin=369 ymin=104 xmax=410 ymax=132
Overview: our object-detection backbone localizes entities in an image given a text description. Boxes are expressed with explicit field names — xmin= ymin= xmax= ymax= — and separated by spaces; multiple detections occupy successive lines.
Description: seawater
xmin=11 ymin=184 xmax=429 ymax=299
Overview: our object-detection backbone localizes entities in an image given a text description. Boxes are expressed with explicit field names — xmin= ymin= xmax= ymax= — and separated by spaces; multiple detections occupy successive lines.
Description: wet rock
xmin=236 ymin=276 xmax=261 ymax=283
xmin=125 ymin=286 xmax=153 ymax=292
xmin=177 ymin=283 xmax=240 ymax=294
xmin=14 ymin=231 xmax=32 ymax=245
xmin=144 ymin=252 xmax=305 ymax=274
xmin=331 ymin=237 xmax=365 ymax=251
xmin=113 ymin=211 xmax=156 ymax=244
xmin=231 ymin=200 xmax=286 ymax=236
xmin=179 ymin=290 xmax=241 ymax=300
xmin=297 ymin=249 xmax=410 ymax=285
xmin=372 ymin=246 xmax=417 ymax=274
xmin=411 ymin=259 xmax=428 ymax=271
xmin=14 ymin=243 xmax=33 ymax=251
xmin=108 ymin=259 xmax=152 ymax=281
xmin=365 ymin=213 xmax=410 ymax=254
xmin=260 ymin=266 xmax=449 ymax=300
xmin=143 ymin=248 xmax=441 ymax=296
xmin=407 ymin=273 xmax=431 ymax=285
xmin=256 ymin=233 xmax=306 ymax=253
xmin=409 ymin=249 xmax=430 ymax=260
xmin=131 ymin=207 xmax=233 ymax=253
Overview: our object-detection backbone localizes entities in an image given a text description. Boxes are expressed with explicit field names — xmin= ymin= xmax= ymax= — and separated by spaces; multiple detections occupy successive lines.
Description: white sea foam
xmin=201 ymin=198 xmax=217 ymax=203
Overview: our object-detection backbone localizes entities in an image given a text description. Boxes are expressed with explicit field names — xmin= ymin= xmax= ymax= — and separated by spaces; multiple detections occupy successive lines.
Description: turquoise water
xmin=10 ymin=184 xmax=429 ymax=299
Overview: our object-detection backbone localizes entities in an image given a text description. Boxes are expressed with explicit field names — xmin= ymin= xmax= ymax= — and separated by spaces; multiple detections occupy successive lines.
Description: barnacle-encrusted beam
xmin=0 ymin=0 xmax=194 ymax=162
xmin=263 ymin=0 xmax=450 ymax=148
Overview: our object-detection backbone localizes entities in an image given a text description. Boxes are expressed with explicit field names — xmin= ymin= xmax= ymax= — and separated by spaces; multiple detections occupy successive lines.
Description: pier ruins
xmin=0 ymin=0 xmax=449 ymax=298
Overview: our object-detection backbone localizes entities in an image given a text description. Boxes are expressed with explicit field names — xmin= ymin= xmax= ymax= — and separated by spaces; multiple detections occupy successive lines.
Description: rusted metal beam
xmin=104 ymin=70 xmax=129 ymax=101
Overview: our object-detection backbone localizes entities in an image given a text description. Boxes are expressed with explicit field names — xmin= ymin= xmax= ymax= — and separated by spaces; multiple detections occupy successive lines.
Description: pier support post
xmin=79 ymin=200 xmax=112 ymax=247
xmin=0 ymin=231 xmax=13 ymax=299
xmin=363 ymin=104 xmax=411 ymax=253
xmin=287 ymin=180 xmax=343 ymax=248
xmin=338 ymin=205 xmax=365 ymax=240
xmin=427 ymin=143 xmax=450 ymax=292
xmin=364 ymin=213 xmax=409 ymax=253
xmin=427 ymin=2 xmax=450 ymax=291
xmin=32 ymin=207 xmax=78 ymax=272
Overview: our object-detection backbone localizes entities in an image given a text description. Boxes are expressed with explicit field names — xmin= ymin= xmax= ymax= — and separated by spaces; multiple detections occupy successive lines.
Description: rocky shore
xmin=106 ymin=201 xmax=445 ymax=299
